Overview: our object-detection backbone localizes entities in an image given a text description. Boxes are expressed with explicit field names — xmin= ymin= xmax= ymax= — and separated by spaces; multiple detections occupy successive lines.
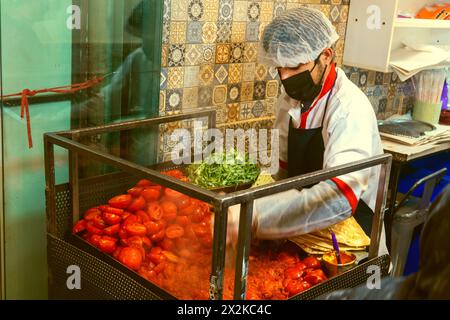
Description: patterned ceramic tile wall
xmin=158 ymin=0 xmax=415 ymax=158
xmin=342 ymin=67 xmax=415 ymax=119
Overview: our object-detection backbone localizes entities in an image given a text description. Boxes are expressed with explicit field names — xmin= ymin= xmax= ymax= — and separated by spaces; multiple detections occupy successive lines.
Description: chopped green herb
xmin=188 ymin=150 xmax=259 ymax=189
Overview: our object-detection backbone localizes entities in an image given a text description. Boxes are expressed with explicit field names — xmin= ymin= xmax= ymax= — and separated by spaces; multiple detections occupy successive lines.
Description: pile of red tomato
xmin=223 ymin=248 xmax=327 ymax=299
xmin=72 ymin=169 xmax=328 ymax=300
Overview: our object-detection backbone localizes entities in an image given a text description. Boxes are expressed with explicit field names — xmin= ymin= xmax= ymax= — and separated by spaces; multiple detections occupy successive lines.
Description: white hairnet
xmin=259 ymin=7 xmax=339 ymax=68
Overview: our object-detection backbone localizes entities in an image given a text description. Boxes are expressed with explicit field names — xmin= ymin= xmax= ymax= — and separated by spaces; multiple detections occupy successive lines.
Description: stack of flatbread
xmin=289 ymin=217 xmax=370 ymax=255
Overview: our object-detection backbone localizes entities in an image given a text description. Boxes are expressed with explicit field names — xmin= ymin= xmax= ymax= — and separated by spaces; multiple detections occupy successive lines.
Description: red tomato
xmin=93 ymin=215 xmax=107 ymax=229
xmin=193 ymin=223 xmax=209 ymax=237
xmin=176 ymin=196 xmax=191 ymax=210
xmin=141 ymin=186 xmax=162 ymax=202
xmin=98 ymin=236 xmax=117 ymax=254
xmin=178 ymin=248 xmax=192 ymax=259
xmin=72 ymin=220 xmax=86 ymax=234
xmin=190 ymin=206 xmax=205 ymax=223
xmin=175 ymin=237 xmax=190 ymax=251
xmin=127 ymin=196 xmax=146 ymax=212
xmin=84 ymin=208 xmax=101 ymax=220
xmin=144 ymin=221 xmax=161 ymax=235
xmin=153 ymin=261 xmax=167 ymax=274
xmin=284 ymin=266 xmax=305 ymax=280
xmin=127 ymin=235 xmax=151 ymax=250
xmin=88 ymin=234 xmax=102 ymax=247
xmin=123 ymin=214 xmax=139 ymax=227
xmin=151 ymin=247 xmax=162 ymax=255
xmin=184 ymin=224 xmax=197 ymax=240
xmin=147 ymin=269 xmax=157 ymax=280
xmin=159 ymin=219 xmax=168 ymax=229
xmin=198 ymin=235 xmax=213 ymax=248
xmin=278 ymin=252 xmax=298 ymax=265
xmin=127 ymin=236 xmax=144 ymax=248
xmin=202 ymin=217 xmax=212 ymax=228
xmin=285 ymin=280 xmax=310 ymax=296
xmin=118 ymin=247 xmax=143 ymax=271
xmin=112 ymin=246 xmax=123 ymax=260
xmin=121 ymin=211 xmax=131 ymax=220
xmin=164 ymin=188 xmax=185 ymax=201
xmin=103 ymin=206 xmax=125 ymax=216
xmin=296 ymin=262 xmax=307 ymax=271
xmin=124 ymin=222 xmax=147 ymax=237
xmin=161 ymin=250 xmax=180 ymax=263
xmin=141 ymin=236 xmax=152 ymax=249
xmin=162 ymin=169 xmax=185 ymax=179
xmin=165 ymin=225 xmax=185 ymax=239
xmin=127 ymin=187 xmax=143 ymax=197
xmin=311 ymin=269 xmax=327 ymax=278
xmin=300 ymin=281 xmax=312 ymax=291
xmin=303 ymin=256 xmax=321 ymax=269
xmin=148 ymin=247 xmax=165 ymax=265
xmin=136 ymin=179 xmax=152 ymax=187
xmin=175 ymin=216 xmax=190 ymax=227
xmin=150 ymin=229 xmax=165 ymax=243
xmin=102 ymin=212 xmax=121 ymax=225
xmin=178 ymin=204 xmax=195 ymax=216
xmin=108 ymin=194 xmax=132 ymax=209
xmin=103 ymin=224 xmax=120 ymax=236
xmin=138 ymin=267 xmax=150 ymax=280
xmin=147 ymin=202 xmax=163 ymax=221
xmin=161 ymin=238 xmax=175 ymax=251
xmin=304 ymin=269 xmax=327 ymax=285
xmin=136 ymin=210 xmax=150 ymax=223
xmin=118 ymin=227 xmax=128 ymax=239
xmin=160 ymin=200 xmax=178 ymax=222
xmin=86 ymin=221 xmax=104 ymax=235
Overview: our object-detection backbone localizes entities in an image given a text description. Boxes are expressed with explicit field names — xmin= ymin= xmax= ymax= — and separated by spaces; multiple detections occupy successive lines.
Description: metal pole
xmin=45 ymin=133 xmax=221 ymax=206
xmin=44 ymin=136 xmax=57 ymax=236
xmin=209 ymin=205 xmax=228 ymax=300
xmin=69 ymin=133 xmax=80 ymax=224
xmin=220 ymin=154 xmax=393 ymax=207
xmin=385 ymin=161 xmax=402 ymax=251
xmin=56 ymin=108 xmax=217 ymax=137
xmin=369 ymin=156 xmax=392 ymax=259
xmin=233 ymin=201 xmax=254 ymax=300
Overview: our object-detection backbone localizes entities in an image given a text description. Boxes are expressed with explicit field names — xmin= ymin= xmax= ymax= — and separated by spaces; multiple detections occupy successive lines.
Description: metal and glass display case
xmin=45 ymin=108 xmax=392 ymax=300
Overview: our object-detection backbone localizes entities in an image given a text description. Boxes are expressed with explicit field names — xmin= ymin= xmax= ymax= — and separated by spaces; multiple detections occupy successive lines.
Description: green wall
xmin=1 ymin=0 xmax=72 ymax=299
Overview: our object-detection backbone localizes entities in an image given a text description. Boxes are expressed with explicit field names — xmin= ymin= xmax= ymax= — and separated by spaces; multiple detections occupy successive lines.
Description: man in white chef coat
xmin=227 ymin=7 xmax=387 ymax=255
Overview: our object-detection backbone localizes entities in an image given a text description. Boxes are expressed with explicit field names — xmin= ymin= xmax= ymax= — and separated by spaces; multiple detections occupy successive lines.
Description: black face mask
xmin=280 ymin=56 xmax=328 ymax=103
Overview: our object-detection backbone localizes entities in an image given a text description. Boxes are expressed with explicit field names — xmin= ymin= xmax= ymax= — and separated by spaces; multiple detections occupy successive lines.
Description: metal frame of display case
xmin=44 ymin=108 xmax=392 ymax=300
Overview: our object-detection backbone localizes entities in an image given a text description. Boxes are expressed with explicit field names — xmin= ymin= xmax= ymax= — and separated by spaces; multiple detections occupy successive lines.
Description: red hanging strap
xmin=20 ymin=89 xmax=37 ymax=148
xmin=1 ymin=76 xmax=105 ymax=148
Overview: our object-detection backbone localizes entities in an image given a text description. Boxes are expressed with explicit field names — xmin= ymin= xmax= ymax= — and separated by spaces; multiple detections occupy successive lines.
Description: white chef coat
xmin=252 ymin=66 xmax=388 ymax=255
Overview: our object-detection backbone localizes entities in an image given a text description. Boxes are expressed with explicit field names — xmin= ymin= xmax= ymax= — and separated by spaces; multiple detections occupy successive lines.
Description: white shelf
xmin=344 ymin=0 xmax=450 ymax=74
xmin=395 ymin=18 xmax=450 ymax=29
